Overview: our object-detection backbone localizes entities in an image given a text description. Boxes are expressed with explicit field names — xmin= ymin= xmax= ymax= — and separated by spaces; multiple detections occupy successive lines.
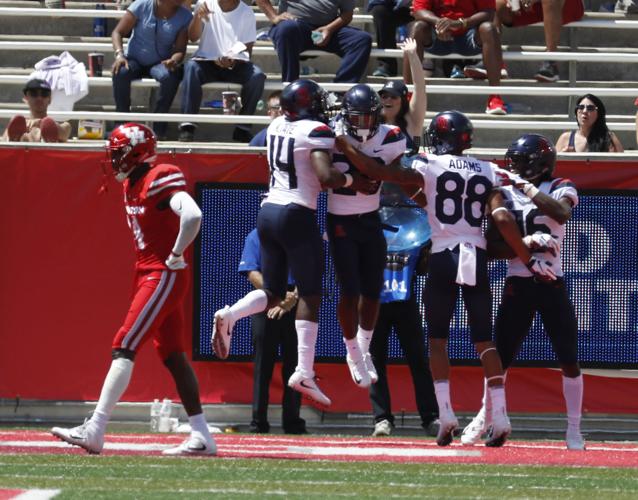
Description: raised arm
xmin=401 ymin=38 xmax=427 ymax=141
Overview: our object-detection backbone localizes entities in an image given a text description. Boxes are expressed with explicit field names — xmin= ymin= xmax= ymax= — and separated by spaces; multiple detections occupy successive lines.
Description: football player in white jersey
xmin=212 ymin=79 xmax=375 ymax=407
xmin=461 ymin=134 xmax=585 ymax=450
xmin=328 ymin=84 xmax=407 ymax=389
xmin=335 ymin=110 xmax=557 ymax=447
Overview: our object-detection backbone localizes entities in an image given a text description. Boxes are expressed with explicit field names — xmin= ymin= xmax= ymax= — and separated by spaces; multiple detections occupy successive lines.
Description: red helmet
xmin=107 ymin=123 xmax=157 ymax=181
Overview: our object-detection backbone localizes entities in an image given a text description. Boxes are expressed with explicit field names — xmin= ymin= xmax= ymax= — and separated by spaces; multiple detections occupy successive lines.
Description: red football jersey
xmin=123 ymin=163 xmax=187 ymax=270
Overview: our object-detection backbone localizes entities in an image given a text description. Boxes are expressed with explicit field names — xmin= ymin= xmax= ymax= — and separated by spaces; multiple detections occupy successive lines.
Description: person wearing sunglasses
xmin=555 ymin=93 xmax=624 ymax=153
xmin=249 ymin=90 xmax=283 ymax=147
xmin=2 ymin=79 xmax=71 ymax=143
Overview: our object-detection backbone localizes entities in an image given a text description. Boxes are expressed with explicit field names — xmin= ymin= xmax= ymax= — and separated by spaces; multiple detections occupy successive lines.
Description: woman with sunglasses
xmin=555 ymin=94 xmax=624 ymax=153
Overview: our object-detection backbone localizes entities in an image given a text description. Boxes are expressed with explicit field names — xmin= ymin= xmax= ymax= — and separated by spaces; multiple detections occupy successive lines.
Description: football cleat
xmin=363 ymin=352 xmax=378 ymax=384
xmin=51 ymin=419 xmax=104 ymax=454
xmin=485 ymin=412 xmax=511 ymax=447
xmin=461 ymin=409 xmax=488 ymax=446
xmin=211 ymin=305 xmax=235 ymax=360
xmin=346 ymin=354 xmax=371 ymax=388
xmin=372 ymin=419 xmax=392 ymax=437
xmin=436 ymin=415 xmax=459 ymax=447
xmin=288 ymin=371 xmax=332 ymax=406
xmin=162 ymin=432 xmax=216 ymax=456
xmin=566 ymin=428 xmax=586 ymax=451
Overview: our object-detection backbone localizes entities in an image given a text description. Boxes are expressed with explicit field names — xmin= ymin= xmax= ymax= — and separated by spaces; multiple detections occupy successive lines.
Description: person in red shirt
xmin=410 ymin=0 xmax=507 ymax=114
xmin=51 ymin=123 xmax=216 ymax=457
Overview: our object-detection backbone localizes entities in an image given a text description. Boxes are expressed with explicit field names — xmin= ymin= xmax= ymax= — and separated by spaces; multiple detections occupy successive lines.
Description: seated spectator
xmin=111 ymin=0 xmax=192 ymax=139
xmin=255 ymin=0 xmax=372 ymax=84
xmin=1 ymin=79 xmax=71 ymax=143
xmin=410 ymin=0 xmax=508 ymax=115
xmin=179 ymin=0 xmax=266 ymax=142
xmin=615 ymin=0 xmax=638 ymax=15
xmin=368 ymin=0 xmax=414 ymax=78
xmin=249 ymin=90 xmax=283 ymax=147
xmin=555 ymin=94 xmax=624 ymax=153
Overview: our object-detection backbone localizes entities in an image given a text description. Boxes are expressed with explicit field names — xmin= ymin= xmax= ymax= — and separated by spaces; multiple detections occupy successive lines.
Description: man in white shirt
xmin=179 ymin=0 xmax=266 ymax=142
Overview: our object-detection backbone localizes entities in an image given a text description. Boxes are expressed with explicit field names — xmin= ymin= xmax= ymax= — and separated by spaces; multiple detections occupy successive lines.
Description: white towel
xmin=30 ymin=51 xmax=89 ymax=111
xmin=456 ymin=242 xmax=477 ymax=286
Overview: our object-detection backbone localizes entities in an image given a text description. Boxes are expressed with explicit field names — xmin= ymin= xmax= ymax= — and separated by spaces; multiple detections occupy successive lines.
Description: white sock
xmin=488 ymin=385 xmax=507 ymax=419
xmin=189 ymin=413 xmax=212 ymax=441
xmin=356 ymin=327 xmax=374 ymax=354
xmin=229 ymin=289 xmax=268 ymax=320
xmin=295 ymin=319 xmax=318 ymax=379
xmin=434 ymin=380 xmax=455 ymax=419
xmin=562 ymin=374 xmax=583 ymax=430
xmin=90 ymin=358 xmax=134 ymax=433
xmin=344 ymin=336 xmax=363 ymax=360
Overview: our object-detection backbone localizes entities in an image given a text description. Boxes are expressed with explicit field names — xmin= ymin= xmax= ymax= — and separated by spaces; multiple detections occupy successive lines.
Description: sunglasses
xmin=267 ymin=105 xmax=281 ymax=111
xmin=26 ymin=89 xmax=51 ymax=98
xmin=575 ymin=104 xmax=597 ymax=112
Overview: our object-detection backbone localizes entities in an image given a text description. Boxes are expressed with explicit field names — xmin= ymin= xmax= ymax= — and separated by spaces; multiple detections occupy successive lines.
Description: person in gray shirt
xmin=256 ymin=0 xmax=371 ymax=83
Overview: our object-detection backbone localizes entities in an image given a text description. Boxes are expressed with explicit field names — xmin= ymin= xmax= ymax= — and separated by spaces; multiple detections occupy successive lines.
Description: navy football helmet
xmin=426 ymin=111 xmax=473 ymax=155
xmin=505 ymin=133 xmax=556 ymax=181
xmin=280 ymin=79 xmax=329 ymax=123
xmin=341 ymin=84 xmax=382 ymax=142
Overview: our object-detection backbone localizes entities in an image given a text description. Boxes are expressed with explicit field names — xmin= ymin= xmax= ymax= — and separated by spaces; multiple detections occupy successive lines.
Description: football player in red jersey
xmin=51 ymin=123 xmax=216 ymax=456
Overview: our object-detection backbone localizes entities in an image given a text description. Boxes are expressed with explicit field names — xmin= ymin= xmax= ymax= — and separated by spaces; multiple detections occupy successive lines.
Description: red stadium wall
xmin=1 ymin=147 xmax=637 ymax=415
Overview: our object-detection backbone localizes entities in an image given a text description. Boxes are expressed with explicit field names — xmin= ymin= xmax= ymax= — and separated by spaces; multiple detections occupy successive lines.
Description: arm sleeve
xmin=238 ymin=229 xmax=261 ymax=274
xmin=168 ymin=191 xmax=202 ymax=255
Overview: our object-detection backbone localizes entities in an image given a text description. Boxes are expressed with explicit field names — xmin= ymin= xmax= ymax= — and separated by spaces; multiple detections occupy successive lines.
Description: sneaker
xmin=288 ymin=370 xmax=332 ymax=406
xmin=372 ymin=419 xmax=392 ymax=437
xmin=211 ymin=305 xmax=235 ymax=360
xmin=534 ymin=61 xmax=560 ymax=83
xmin=39 ymin=116 xmax=59 ymax=143
xmin=51 ymin=419 xmax=104 ymax=454
xmin=346 ymin=354 xmax=371 ymax=388
xmin=162 ymin=432 xmax=216 ymax=456
xmin=362 ymin=352 xmax=378 ymax=384
xmin=178 ymin=123 xmax=196 ymax=142
xmin=566 ymin=427 xmax=586 ymax=450
xmin=436 ymin=414 xmax=459 ymax=447
xmin=615 ymin=0 xmax=638 ymax=14
xmin=486 ymin=94 xmax=507 ymax=115
xmin=464 ymin=61 xmax=508 ymax=80
xmin=424 ymin=418 xmax=440 ymax=437
xmin=449 ymin=65 xmax=466 ymax=79
xmin=485 ymin=412 xmax=511 ymax=447
xmin=6 ymin=115 xmax=27 ymax=141
xmin=372 ymin=65 xmax=391 ymax=78
xmin=461 ymin=410 xmax=487 ymax=446
xmin=248 ymin=421 xmax=270 ymax=434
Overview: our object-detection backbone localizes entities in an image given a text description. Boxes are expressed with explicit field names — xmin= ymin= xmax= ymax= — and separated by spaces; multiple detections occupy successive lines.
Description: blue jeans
xmin=112 ymin=58 xmax=182 ymax=137
xmin=269 ymin=19 xmax=372 ymax=82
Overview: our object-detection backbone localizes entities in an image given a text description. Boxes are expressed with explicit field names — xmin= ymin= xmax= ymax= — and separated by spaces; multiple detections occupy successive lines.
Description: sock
xmin=295 ymin=319 xmax=318 ymax=379
xmin=344 ymin=336 xmax=362 ymax=360
xmin=488 ymin=385 xmax=507 ymax=420
xmin=434 ymin=380 xmax=455 ymax=419
xmin=562 ymin=374 xmax=583 ymax=430
xmin=356 ymin=327 xmax=374 ymax=354
xmin=229 ymin=289 xmax=268 ymax=320
xmin=189 ymin=413 xmax=212 ymax=441
xmin=91 ymin=358 xmax=134 ymax=433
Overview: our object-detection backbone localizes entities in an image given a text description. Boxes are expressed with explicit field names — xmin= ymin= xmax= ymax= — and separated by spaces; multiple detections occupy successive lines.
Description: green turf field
xmin=2 ymin=454 xmax=638 ymax=499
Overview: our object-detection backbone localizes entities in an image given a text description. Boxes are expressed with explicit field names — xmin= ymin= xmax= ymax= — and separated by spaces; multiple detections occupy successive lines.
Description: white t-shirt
xmin=192 ymin=0 xmax=256 ymax=61
xmin=263 ymin=115 xmax=336 ymax=210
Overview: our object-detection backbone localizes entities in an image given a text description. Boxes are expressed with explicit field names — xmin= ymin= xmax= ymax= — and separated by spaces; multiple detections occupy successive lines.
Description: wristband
xmin=343 ymin=173 xmax=353 ymax=188
xmin=115 ymin=49 xmax=124 ymax=57
xmin=459 ymin=17 xmax=468 ymax=29
xmin=523 ymin=183 xmax=540 ymax=198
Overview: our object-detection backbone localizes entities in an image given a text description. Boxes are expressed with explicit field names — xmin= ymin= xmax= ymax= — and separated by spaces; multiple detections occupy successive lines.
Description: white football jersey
xmin=502 ymin=178 xmax=578 ymax=278
xmin=414 ymin=154 xmax=510 ymax=253
xmin=263 ymin=115 xmax=335 ymax=210
xmin=328 ymin=124 xmax=406 ymax=215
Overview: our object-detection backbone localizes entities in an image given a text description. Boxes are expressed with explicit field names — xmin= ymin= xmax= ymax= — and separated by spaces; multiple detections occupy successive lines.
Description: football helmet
xmin=107 ymin=123 xmax=157 ymax=182
xmin=280 ymin=79 xmax=329 ymax=123
xmin=426 ymin=111 xmax=473 ymax=155
xmin=341 ymin=84 xmax=382 ymax=142
xmin=505 ymin=133 xmax=556 ymax=181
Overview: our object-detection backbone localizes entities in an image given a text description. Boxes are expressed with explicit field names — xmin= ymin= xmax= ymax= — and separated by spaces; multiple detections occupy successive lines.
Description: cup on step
xmin=88 ymin=52 xmax=104 ymax=77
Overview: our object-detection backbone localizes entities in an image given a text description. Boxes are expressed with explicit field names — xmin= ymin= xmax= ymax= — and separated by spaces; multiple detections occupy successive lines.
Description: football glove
xmin=526 ymin=256 xmax=557 ymax=281
xmin=165 ymin=252 xmax=187 ymax=270
xmin=523 ymin=233 xmax=560 ymax=257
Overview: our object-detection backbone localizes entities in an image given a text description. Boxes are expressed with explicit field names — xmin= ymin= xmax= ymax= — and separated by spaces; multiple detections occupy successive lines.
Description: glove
xmin=165 ymin=251 xmax=187 ymax=270
xmin=523 ymin=233 xmax=560 ymax=257
xmin=526 ymin=256 xmax=557 ymax=281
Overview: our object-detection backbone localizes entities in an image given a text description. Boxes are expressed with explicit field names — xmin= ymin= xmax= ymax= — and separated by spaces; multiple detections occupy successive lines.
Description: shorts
xmin=112 ymin=269 xmax=188 ymax=360
xmin=425 ymin=27 xmax=481 ymax=57
xmin=506 ymin=0 xmax=585 ymax=27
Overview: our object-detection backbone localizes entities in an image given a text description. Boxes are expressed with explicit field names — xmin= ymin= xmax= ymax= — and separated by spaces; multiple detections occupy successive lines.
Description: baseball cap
xmin=379 ymin=80 xmax=408 ymax=99
xmin=23 ymin=78 xmax=51 ymax=94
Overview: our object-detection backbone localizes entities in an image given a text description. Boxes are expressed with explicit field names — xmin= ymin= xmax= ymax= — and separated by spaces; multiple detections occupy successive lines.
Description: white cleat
xmin=363 ymin=352 xmax=378 ymax=384
xmin=51 ymin=419 xmax=104 ymax=454
xmin=162 ymin=432 xmax=216 ymax=456
xmin=436 ymin=415 xmax=459 ymax=447
xmin=211 ymin=305 xmax=235 ymax=360
xmin=346 ymin=354 xmax=371 ymax=388
xmin=288 ymin=371 xmax=332 ymax=406
xmin=372 ymin=419 xmax=392 ymax=437
xmin=485 ymin=412 xmax=511 ymax=448
xmin=566 ymin=428 xmax=586 ymax=450
xmin=461 ymin=411 xmax=487 ymax=446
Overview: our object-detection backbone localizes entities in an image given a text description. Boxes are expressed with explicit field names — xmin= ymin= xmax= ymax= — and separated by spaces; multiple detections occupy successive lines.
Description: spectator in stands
xmin=111 ymin=0 xmax=192 ymax=140
xmin=179 ymin=0 xmax=265 ymax=143
xmin=1 ymin=79 xmax=71 ymax=143
xmin=249 ymin=90 xmax=283 ymax=147
xmin=255 ymin=0 xmax=372 ymax=84
xmin=239 ymin=229 xmax=307 ymax=435
xmin=615 ymin=0 xmax=638 ymax=15
xmin=555 ymin=94 xmax=624 ymax=152
xmin=410 ymin=0 xmax=508 ymax=114
xmin=368 ymin=0 xmax=414 ymax=78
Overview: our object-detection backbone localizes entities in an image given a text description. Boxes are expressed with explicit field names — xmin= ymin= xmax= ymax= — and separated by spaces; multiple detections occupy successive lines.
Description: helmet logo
xmin=122 ymin=126 xmax=146 ymax=146
xmin=436 ymin=115 xmax=450 ymax=131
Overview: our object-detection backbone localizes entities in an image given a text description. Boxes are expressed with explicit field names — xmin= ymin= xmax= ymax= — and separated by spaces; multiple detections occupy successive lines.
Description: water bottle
xmin=396 ymin=25 xmax=408 ymax=44
xmin=93 ymin=4 xmax=106 ymax=38
xmin=149 ymin=399 xmax=161 ymax=432
xmin=158 ymin=398 xmax=172 ymax=432
xmin=256 ymin=99 xmax=265 ymax=112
